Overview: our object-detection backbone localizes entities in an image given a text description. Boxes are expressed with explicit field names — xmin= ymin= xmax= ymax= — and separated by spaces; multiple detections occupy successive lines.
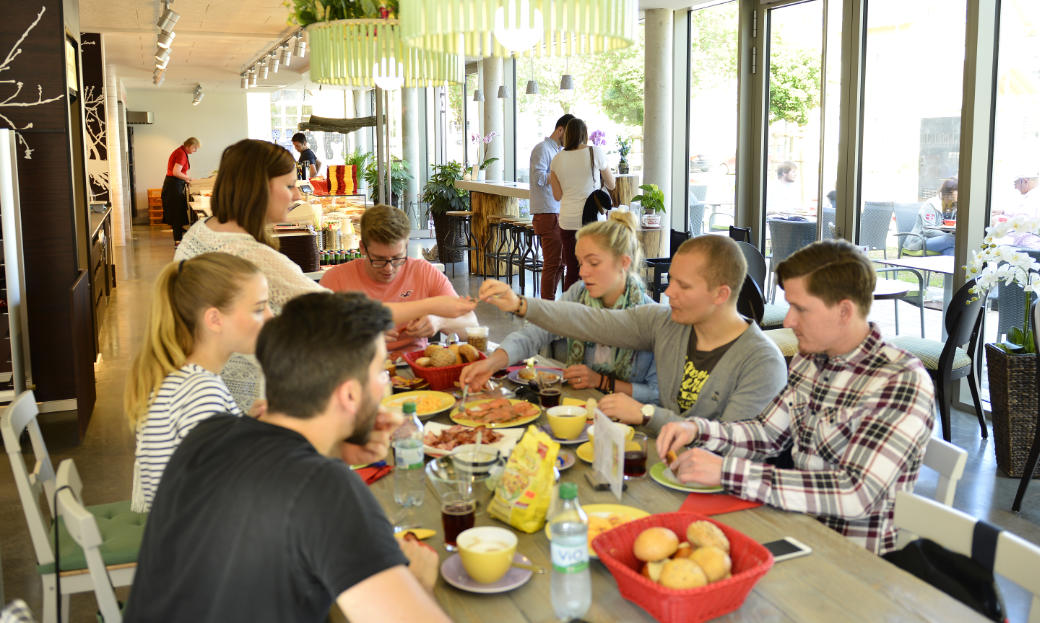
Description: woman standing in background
xmin=162 ymin=137 xmax=200 ymax=245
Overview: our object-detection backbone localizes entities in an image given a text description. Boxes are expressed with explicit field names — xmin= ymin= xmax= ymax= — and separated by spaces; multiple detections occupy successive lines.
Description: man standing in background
xmin=529 ymin=114 xmax=574 ymax=300
xmin=292 ymin=132 xmax=320 ymax=180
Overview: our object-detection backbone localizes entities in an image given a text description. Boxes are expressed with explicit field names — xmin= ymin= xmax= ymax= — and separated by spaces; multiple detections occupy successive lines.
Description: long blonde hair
xmin=576 ymin=210 xmax=643 ymax=282
xmin=124 ymin=252 xmax=261 ymax=430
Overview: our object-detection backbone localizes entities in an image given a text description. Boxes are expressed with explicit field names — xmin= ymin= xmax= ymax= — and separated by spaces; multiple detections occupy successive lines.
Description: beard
xmin=345 ymin=385 xmax=380 ymax=446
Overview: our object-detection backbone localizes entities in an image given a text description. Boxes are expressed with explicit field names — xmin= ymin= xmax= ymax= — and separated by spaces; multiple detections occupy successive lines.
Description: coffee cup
xmin=457 ymin=526 xmax=517 ymax=584
xmin=546 ymin=405 xmax=587 ymax=439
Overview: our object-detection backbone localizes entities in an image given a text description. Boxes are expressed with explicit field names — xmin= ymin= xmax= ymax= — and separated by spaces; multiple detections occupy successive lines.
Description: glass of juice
xmin=440 ymin=492 xmax=476 ymax=551
xmin=623 ymin=432 xmax=648 ymax=479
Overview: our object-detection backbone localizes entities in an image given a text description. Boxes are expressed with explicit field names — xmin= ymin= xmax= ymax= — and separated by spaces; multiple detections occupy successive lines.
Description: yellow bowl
xmin=546 ymin=406 xmax=587 ymax=439
xmin=587 ymin=423 xmax=635 ymax=445
xmin=457 ymin=526 xmax=518 ymax=584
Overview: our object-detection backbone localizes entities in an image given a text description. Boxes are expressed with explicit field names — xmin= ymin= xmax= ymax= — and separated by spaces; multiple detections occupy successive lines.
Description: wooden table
xmin=364 ymin=363 xmax=988 ymax=623
xmin=457 ymin=180 xmax=526 ymax=276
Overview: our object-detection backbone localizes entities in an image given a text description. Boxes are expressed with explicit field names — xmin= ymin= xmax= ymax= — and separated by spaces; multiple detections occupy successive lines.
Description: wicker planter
xmin=985 ymin=343 xmax=1039 ymax=478
xmin=432 ymin=212 xmax=463 ymax=264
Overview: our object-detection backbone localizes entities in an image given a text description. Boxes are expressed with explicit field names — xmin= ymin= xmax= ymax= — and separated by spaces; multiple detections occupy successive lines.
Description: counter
xmin=456 ymin=180 xmax=528 ymax=275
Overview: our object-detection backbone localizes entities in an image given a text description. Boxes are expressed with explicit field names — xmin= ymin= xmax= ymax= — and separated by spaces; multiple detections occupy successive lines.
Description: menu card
xmin=592 ymin=410 xmax=626 ymax=500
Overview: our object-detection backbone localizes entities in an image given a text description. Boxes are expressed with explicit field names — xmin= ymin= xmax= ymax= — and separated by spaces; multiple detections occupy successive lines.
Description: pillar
xmin=481 ymin=57 xmax=504 ymax=181
xmin=104 ymin=61 xmax=126 ymax=245
xmin=401 ymin=87 xmax=420 ymax=217
xmin=644 ymin=9 xmax=673 ymax=257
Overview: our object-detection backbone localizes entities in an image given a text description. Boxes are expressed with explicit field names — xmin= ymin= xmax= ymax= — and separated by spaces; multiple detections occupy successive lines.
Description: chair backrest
xmin=893 ymin=202 xmax=920 ymax=234
xmin=820 ymin=207 xmax=836 ymax=239
xmin=728 ymin=225 xmax=751 ymax=243
xmin=688 ymin=201 xmax=705 ymax=237
xmin=941 ymin=279 xmax=985 ymax=362
xmin=734 ymin=241 xmax=767 ymax=291
xmin=860 ymin=201 xmax=894 ymax=251
xmin=766 ymin=219 xmax=816 ymax=265
xmin=55 ymin=459 xmax=122 ymax=622
xmin=690 ymin=184 xmax=708 ymax=203
xmin=893 ymin=490 xmax=1040 ymax=620
xmin=921 ymin=437 xmax=967 ymax=507
xmin=736 ymin=274 xmax=765 ymax=325
xmin=0 ymin=391 xmax=58 ymax=568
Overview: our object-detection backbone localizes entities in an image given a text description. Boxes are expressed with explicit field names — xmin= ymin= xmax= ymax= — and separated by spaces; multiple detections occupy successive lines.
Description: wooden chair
xmin=920 ymin=437 xmax=967 ymax=507
xmin=893 ymin=490 xmax=1040 ymax=621
xmin=54 ymin=460 xmax=122 ymax=623
xmin=1012 ymin=301 xmax=1040 ymax=512
xmin=889 ymin=279 xmax=986 ymax=442
xmin=1 ymin=391 xmax=145 ymax=623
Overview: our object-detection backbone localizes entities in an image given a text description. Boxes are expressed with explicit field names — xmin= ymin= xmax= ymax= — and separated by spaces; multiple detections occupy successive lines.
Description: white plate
xmin=440 ymin=552 xmax=533 ymax=594
xmin=422 ymin=421 xmax=524 ymax=458
xmin=556 ymin=449 xmax=576 ymax=471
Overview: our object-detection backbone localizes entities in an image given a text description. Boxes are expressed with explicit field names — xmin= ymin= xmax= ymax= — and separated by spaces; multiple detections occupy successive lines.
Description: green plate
xmin=649 ymin=462 xmax=724 ymax=493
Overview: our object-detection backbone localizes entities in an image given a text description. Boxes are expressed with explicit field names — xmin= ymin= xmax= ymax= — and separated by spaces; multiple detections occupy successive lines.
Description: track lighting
xmin=156 ymin=6 xmax=179 ymax=32
xmin=269 ymin=52 xmax=279 ymax=74
xmin=155 ymin=47 xmax=171 ymax=64
xmin=260 ymin=58 xmax=269 ymax=80
xmin=249 ymin=69 xmax=257 ymax=88
xmin=192 ymin=83 xmax=203 ymax=106
xmin=157 ymin=30 xmax=175 ymax=49
xmin=295 ymin=32 xmax=306 ymax=58
xmin=280 ymin=43 xmax=292 ymax=68
xmin=241 ymin=73 xmax=249 ymax=89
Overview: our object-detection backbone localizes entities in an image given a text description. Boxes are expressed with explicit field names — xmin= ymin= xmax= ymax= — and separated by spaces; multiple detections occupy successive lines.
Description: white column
xmin=644 ymin=8 xmax=673 ymax=256
xmin=344 ymin=89 xmax=357 ymax=155
xmin=104 ymin=61 xmax=126 ymax=245
xmin=356 ymin=89 xmax=372 ymax=159
xmin=481 ymin=57 xmax=504 ymax=181
xmin=401 ymin=87 xmax=420 ymax=214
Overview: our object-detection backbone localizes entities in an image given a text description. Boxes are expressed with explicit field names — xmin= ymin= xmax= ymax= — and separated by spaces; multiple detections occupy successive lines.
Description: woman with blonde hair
xmin=462 ymin=210 xmax=658 ymax=404
xmin=162 ymin=137 xmax=200 ymax=244
xmin=176 ymin=139 xmax=475 ymax=411
xmin=126 ymin=252 xmax=272 ymax=512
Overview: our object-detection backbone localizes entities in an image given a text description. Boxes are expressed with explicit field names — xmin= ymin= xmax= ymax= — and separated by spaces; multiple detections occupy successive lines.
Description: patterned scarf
xmin=565 ymin=275 xmax=644 ymax=381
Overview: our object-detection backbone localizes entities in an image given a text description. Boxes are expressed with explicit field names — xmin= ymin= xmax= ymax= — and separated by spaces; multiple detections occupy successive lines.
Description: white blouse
xmin=550 ymin=145 xmax=608 ymax=231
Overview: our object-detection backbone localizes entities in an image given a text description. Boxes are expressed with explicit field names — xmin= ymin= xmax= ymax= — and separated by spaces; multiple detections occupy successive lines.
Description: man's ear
xmin=333 ymin=378 xmax=362 ymax=419
xmin=838 ymin=298 xmax=857 ymax=323
xmin=714 ymin=284 xmax=732 ymax=306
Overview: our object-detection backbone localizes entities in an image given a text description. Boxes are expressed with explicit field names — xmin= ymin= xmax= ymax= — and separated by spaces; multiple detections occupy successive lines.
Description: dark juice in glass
xmin=441 ymin=500 xmax=476 ymax=550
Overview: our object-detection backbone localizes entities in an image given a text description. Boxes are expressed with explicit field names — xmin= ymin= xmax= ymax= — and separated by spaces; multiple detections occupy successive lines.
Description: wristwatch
xmin=640 ymin=403 xmax=654 ymax=426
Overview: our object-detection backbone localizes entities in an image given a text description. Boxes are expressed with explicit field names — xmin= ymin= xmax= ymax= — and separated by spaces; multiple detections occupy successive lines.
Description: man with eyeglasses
xmin=321 ymin=204 xmax=477 ymax=355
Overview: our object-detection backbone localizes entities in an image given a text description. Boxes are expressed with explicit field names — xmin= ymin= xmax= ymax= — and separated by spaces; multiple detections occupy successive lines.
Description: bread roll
xmin=415 ymin=356 xmax=432 ymax=367
xmin=448 ymin=344 xmax=462 ymax=365
xmin=633 ymin=527 xmax=679 ymax=562
xmin=690 ymin=546 xmax=731 ymax=582
xmin=458 ymin=343 xmax=479 ymax=363
xmin=430 ymin=348 xmax=458 ymax=367
xmin=659 ymin=558 xmax=708 ymax=590
xmin=686 ymin=520 xmax=730 ymax=553
xmin=424 ymin=344 xmax=443 ymax=357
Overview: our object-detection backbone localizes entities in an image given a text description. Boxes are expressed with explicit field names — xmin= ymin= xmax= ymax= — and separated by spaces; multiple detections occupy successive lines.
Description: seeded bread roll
xmin=424 ymin=344 xmax=444 ymax=357
xmin=430 ymin=348 xmax=458 ymax=367
xmin=686 ymin=520 xmax=730 ymax=553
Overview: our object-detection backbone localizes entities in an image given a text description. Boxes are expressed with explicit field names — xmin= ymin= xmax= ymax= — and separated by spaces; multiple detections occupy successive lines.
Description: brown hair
xmin=775 ymin=239 xmax=875 ymax=317
xmin=674 ymin=235 xmax=746 ymax=297
xmin=563 ymin=118 xmax=588 ymax=151
xmin=183 ymin=137 xmax=200 ymax=148
xmin=210 ymin=139 xmax=295 ymax=247
xmin=576 ymin=210 xmax=643 ymax=282
xmin=360 ymin=204 xmax=411 ymax=248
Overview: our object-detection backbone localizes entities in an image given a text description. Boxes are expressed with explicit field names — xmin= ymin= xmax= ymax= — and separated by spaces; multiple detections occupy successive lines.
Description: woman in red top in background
xmin=162 ymin=137 xmax=200 ymax=244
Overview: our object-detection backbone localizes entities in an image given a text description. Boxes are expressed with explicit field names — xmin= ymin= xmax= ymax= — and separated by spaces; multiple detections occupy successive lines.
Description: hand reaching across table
xmin=478 ymin=279 xmax=522 ymax=313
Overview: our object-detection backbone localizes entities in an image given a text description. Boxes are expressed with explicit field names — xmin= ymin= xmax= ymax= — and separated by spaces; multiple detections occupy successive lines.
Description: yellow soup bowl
xmin=457 ymin=526 xmax=517 ymax=584
xmin=546 ymin=406 xmax=588 ymax=439
xmin=587 ymin=423 xmax=635 ymax=445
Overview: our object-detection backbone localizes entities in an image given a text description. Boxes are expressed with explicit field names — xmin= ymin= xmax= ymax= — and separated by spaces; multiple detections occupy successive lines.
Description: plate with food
xmin=649 ymin=462 xmax=724 ymax=494
xmin=381 ymin=390 xmax=456 ymax=419
xmin=422 ymin=422 xmax=523 ymax=457
xmin=543 ymin=504 xmax=649 ymax=558
xmin=390 ymin=375 xmax=429 ymax=393
xmin=450 ymin=398 xmax=542 ymax=428
xmin=507 ymin=366 xmax=564 ymax=386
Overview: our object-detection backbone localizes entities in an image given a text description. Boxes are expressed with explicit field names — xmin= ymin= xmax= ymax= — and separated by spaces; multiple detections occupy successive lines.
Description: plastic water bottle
xmin=392 ymin=401 xmax=425 ymax=508
xmin=550 ymin=482 xmax=591 ymax=621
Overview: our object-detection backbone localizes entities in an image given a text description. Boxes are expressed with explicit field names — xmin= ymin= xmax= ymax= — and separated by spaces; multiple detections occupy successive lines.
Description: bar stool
xmin=484 ymin=216 xmax=514 ymax=281
xmin=506 ymin=220 xmax=528 ymax=292
xmin=517 ymin=221 xmax=543 ymax=297
xmin=443 ymin=211 xmax=479 ymax=277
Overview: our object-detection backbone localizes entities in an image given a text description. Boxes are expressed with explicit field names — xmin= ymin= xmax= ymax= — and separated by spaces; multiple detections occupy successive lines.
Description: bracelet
xmin=512 ymin=295 xmax=525 ymax=315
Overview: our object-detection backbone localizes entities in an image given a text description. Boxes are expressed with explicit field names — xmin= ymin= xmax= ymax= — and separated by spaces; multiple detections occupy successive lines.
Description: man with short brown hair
xmin=321 ymin=204 xmax=477 ymax=355
xmin=658 ymin=239 xmax=935 ymax=555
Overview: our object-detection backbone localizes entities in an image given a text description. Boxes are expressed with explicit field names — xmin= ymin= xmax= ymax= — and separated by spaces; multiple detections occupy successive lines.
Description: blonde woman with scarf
xmin=462 ymin=210 xmax=658 ymax=405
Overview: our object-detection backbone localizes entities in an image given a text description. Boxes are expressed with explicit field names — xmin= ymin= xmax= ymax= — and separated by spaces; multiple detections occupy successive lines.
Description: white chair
xmin=1 ymin=391 xmax=143 ymax=623
xmin=54 ymin=460 xmax=121 ymax=623
xmin=893 ymin=490 xmax=1040 ymax=622
xmin=920 ymin=436 xmax=968 ymax=507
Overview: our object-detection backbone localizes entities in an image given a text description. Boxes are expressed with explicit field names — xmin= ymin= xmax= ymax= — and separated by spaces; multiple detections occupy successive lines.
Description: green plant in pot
xmin=617 ymin=136 xmax=632 ymax=174
xmin=421 ymin=161 xmax=469 ymax=264
xmin=966 ymin=215 xmax=1040 ymax=477
xmin=363 ymin=157 xmax=411 ymax=207
xmin=631 ymin=183 xmax=665 ymax=229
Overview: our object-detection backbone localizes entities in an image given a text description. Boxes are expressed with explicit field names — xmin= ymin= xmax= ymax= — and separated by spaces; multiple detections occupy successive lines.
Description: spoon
xmin=511 ymin=560 xmax=545 ymax=574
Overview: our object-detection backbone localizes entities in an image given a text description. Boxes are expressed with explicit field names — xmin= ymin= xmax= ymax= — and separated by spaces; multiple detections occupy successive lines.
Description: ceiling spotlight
xmin=295 ymin=32 xmax=306 ymax=58
xmin=241 ymin=73 xmax=249 ymax=89
xmin=155 ymin=47 xmax=171 ymax=63
xmin=249 ymin=68 xmax=257 ymax=88
xmin=559 ymin=74 xmax=574 ymax=90
xmin=156 ymin=6 xmax=179 ymax=32
xmin=525 ymin=80 xmax=538 ymax=95
xmin=269 ymin=52 xmax=279 ymax=74
xmin=153 ymin=70 xmax=165 ymax=87
xmin=497 ymin=85 xmax=510 ymax=99
xmin=280 ymin=43 xmax=292 ymax=68
xmin=473 ymin=89 xmax=484 ymax=102
xmin=192 ymin=83 xmax=204 ymax=106
xmin=157 ymin=30 xmax=175 ymax=49
xmin=260 ymin=58 xmax=269 ymax=80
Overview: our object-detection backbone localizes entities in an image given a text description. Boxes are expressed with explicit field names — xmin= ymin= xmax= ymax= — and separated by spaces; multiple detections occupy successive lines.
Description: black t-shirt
xmin=297 ymin=148 xmax=318 ymax=179
xmin=123 ymin=415 xmax=406 ymax=623
xmin=675 ymin=329 xmax=740 ymax=412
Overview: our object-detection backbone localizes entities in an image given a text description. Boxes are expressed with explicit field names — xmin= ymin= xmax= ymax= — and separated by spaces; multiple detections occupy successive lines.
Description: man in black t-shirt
xmin=292 ymin=131 xmax=319 ymax=179
xmin=124 ymin=292 xmax=448 ymax=623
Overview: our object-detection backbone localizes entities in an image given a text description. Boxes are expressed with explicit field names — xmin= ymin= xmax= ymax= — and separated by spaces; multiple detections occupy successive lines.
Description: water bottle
xmin=550 ymin=482 xmax=591 ymax=621
xmin=392 ymin=401 xmax=425 ymax=508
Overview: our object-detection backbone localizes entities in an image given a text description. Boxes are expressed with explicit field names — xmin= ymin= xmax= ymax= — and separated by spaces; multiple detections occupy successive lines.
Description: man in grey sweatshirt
xmin=479 ymin=235 xmax=787 ymax=434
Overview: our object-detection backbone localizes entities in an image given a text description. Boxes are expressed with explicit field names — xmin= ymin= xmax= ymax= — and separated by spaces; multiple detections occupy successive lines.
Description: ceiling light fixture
xmin=155 ymin=47 xmax=171 ymax=64
xmin=153 ymin=69 xmax=165 ymax=87
xmin=260 ymin=58 xmax=269 ymax=80
xmin=559 ymin=57 xmax=573 ymax=90
xmin=249 ymin=68 xmax=257 ymax=87
xmin=525 ymin=55 xmax=538 ymax=94
xmin=156 ymin=4 xmax=179 ymax=32
xmin=295 ymin=32 xmax=307 ymax=58
xmin=372 ymin=56 xmax=404 ymax=90
xmin=269 ymin=52 xmax=279 ymax=74
xmin=473 ymin=89 xmax=484 ymax=102
xmin=497 ymin=85 xmax=509 ymax=99
xmin=241 ymin=73 xmax=249 ymax=89
xmin=157 ymin=30 xmax=175 ymax=49
xmin=192 ymin=83 xmax=204 ymax=106
xmin=492 ymin=0 xmax=544 ymax=52
xmin=280 ymin=43 xmax=292 ymax=68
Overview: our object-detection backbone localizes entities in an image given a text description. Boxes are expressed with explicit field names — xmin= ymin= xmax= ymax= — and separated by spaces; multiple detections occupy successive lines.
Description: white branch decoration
xmin=0 ymin=7 xmax=66 ymax=159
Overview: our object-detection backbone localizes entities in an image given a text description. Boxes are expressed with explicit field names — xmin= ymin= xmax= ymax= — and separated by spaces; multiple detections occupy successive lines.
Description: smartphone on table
xmin=762 ymin=537 xmax=812 ymax=562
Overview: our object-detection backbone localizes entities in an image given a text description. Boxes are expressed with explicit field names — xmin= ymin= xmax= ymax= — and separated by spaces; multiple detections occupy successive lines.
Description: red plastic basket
xmin=591 ymin=512 xmax=774 ymax=623
xmin=403 ymin=350 xmax=486 ymax=391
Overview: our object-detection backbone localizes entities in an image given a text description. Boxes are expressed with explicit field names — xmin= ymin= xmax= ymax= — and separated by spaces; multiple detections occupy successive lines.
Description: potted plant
xmin=468 ymin=131 xmax=499 ymax=180
xmin=631 ymin=183 xmax=665 ymax=229
xmin=363 ymin=156 xmax=412 ymax=207
xmin=966 ymin=214 xmax=1040 ymax=477
xmin=421 ymin=161 xmax=469 ymax=263
xmin=617 ymin=136 xmax=632 ymax=174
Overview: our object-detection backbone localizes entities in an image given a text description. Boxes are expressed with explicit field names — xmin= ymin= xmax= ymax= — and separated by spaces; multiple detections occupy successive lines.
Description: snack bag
xmin=488 ymin=425 xmax=559 ymax=533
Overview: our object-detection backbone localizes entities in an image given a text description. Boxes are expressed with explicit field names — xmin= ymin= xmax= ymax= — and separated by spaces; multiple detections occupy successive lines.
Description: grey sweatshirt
xmin=523 ymin=299 xmax=788 ymax=434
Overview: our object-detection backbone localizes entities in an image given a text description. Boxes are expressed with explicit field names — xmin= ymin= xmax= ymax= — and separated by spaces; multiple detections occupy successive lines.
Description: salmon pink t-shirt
xmin=319 ymin=258 xmax=456 ymax=354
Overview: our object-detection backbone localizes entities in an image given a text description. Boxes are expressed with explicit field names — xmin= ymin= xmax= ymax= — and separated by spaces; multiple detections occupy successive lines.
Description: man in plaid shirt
xmin=658 ymin=240 xmax=934 ymax=554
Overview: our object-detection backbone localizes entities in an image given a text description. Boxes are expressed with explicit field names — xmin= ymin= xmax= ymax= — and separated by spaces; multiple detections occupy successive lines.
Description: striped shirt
xmin=692 ymin=324 xmax=934 ymax=554
xmin=131 ymin=364 xmax=242 ymax=512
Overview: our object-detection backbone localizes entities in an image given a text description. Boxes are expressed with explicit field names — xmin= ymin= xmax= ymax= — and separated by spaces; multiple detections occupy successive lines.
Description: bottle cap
xmin=402 ymin=401 xmax=416 ymax=414
xmin=559 ymin=482 xmax=577 ymax=500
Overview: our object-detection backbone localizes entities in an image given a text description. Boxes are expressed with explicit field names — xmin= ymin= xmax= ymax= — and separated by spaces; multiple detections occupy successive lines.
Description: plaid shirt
xmin=693 ymin=324 xmax=934 ymax=554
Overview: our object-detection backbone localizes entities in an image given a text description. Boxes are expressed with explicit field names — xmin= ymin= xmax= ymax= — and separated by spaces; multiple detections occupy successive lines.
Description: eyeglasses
xmin=367 ymin=256 xmax=408 ymax=269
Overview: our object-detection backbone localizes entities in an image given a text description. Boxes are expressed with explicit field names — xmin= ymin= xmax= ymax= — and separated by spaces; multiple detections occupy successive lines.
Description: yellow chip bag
xmin=488 ymin=425 xmax=559 ymax=533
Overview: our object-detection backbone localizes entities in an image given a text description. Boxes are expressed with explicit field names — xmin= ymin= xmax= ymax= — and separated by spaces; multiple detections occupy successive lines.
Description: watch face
xmin=641 ymin=405 xmax=653 ymax=417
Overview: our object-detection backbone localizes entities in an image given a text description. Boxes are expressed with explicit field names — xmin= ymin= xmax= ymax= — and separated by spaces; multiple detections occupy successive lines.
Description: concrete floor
xmin=1 ymin=225 xmax=1038 ymax=621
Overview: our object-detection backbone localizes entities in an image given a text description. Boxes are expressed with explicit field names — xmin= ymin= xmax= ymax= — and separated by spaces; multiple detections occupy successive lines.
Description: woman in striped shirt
xmin=125 ymin=252 xmax=272 ymax=512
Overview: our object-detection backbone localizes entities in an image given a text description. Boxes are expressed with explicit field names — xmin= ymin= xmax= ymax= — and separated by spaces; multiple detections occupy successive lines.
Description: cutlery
xmin=511 ymin=560 xmax=545 ymax=574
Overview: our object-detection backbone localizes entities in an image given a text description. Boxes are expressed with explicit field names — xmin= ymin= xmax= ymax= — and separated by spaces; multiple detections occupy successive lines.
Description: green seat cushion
xmin=901 ymin=248 xmax=942 ymax=257
xmin=762 ymin=303 xmax=788 ymax=329
xmin=889 ymin=336 xmax=971 ymax=371
xmin=764 ymin=328 xmax=799 ymax=359
xmin=37 ymin=500 xmax=148 ymax=575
